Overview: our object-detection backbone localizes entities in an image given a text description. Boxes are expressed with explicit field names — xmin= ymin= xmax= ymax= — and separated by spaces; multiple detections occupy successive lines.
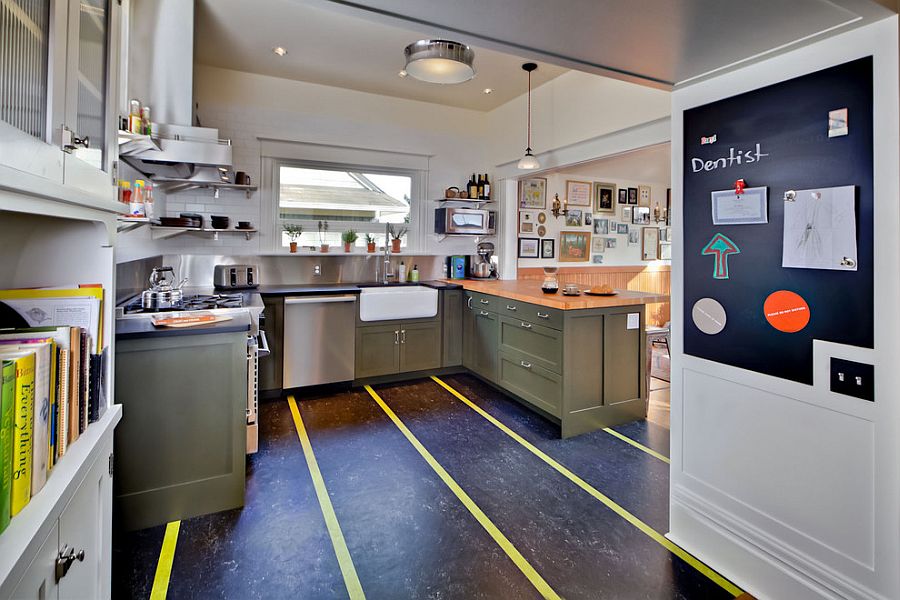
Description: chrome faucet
xmin=380 ymin=223 xmax=395 ymax=284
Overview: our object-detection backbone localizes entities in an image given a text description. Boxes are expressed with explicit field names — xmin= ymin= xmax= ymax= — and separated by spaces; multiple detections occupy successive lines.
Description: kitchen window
xmin=276 ymin=163 xmax=417 ymax=249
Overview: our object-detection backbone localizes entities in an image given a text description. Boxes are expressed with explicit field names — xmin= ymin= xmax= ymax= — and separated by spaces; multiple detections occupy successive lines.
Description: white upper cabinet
xmin=0 ymin=0 xmax=119 ymax=203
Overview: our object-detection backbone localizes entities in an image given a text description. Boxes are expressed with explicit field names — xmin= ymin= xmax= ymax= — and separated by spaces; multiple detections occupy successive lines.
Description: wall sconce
xmin=551 ymin=193 xmax=568 ymax=219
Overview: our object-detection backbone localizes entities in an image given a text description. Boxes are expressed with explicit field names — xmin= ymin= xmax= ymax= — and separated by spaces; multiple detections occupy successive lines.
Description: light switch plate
xmin=830 ymin=357 xmax=873 ymax=401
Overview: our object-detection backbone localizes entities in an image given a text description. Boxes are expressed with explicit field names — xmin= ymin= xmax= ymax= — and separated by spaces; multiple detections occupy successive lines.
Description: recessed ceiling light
xmin=398 ymin=70 xmax=408 ymax=78
xmin=272 ymin=46 xmax=287 ymax=57
xmin=483 ymin=88 xmax=493 ymax=94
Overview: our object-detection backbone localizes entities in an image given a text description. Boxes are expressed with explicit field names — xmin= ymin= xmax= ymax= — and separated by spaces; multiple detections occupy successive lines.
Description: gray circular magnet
xmin=692 ymin=298 xmax=727 ymax=335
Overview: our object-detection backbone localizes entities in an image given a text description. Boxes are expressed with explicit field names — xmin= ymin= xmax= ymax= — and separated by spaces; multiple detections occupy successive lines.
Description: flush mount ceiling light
xmin=272 ymin=46 xmax=287 ymax=56
xmin=403 ymin=39 xmax=475 ymax=84
xmin=517 ymin=63 xmax=540 ymax=170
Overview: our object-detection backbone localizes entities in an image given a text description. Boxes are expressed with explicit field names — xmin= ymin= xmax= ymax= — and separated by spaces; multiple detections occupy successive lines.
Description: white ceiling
xmin=318 ymin=0 xmax=896 ymax=87
xmin=555 ymin=144 xmax=672 ymax=185
xmin=194 ymin=0 xmax=568 ymax=112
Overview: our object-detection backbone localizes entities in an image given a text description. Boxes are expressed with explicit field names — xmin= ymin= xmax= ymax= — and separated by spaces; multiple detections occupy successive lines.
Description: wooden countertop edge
xmin=517 ymin=264 xmax=671 ymax=274
xmin=442 ymin=279 xmax=669 ymax=310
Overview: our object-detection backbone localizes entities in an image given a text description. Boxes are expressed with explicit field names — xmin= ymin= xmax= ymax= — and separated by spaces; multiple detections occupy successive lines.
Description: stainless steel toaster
xmin=214 ymin=264 xmax=259 ymax=289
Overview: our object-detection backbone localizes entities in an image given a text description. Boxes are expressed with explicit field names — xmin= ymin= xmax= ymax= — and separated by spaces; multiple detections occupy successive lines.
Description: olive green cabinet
xmin=463 ymin=306 xmax=499 ymax=383
xmin=355 ymin=319 xmax=442 ymax=379
xmin=442 ymin=289 xmax=463 ymax=367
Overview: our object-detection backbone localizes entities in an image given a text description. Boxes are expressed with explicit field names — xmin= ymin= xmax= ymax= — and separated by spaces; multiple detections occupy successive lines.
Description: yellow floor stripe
xmin=149 ymin=520 xmax=180 ymax=600
xmin=363 ymin=385 xmax=562 ymax=600
xmin=288 ymin=396 xmax=366 ymax=600
xmin=430 ymin=376 xmax=743 ymax=598
xmin=602 ymin=427 xmax=671 ymax=464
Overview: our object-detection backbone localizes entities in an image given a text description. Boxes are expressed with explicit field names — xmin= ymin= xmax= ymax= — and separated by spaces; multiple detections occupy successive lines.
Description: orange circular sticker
xmin=764 ymin=290 xmax=810 ymax=333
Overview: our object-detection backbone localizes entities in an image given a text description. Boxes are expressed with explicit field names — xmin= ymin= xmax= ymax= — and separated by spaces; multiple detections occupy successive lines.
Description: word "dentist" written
xmin=691 ymin=143 xmax=769 ymax=172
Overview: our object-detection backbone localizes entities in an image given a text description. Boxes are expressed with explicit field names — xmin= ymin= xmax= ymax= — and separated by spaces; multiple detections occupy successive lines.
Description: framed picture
xmin=559 ymin=231 xmax=591 ymax=262
xmin=618 ymin=188 xmax=628 ymax=205
xmin=541 ymin=238 xmax=555 ymax=259
xmin=659 ymin=242 xmax=672 ymax=260
xmin=609 ymin=220 xmax=618 ymax=232
xmin=642 ymin=227 xmax=659 ymax=260
xmin=591 ymin=236 xmax=606 ymax=253
xmin=632 ymin=206 xmax=650 ymax=225
xmin=519 ymin=178 xmax=547 ymax=209
xmin=605 ymin=237 xmax=617 ymax=249
xmin=627 ymin=187 xmax=638 ymax=205
xmin=566 ymin=180 xmax=592 ymax=207
xmin=584 ymin=213 xmax=593 ymax=226
xmin=592 ymin=254 xmax=604 ymax=264
xmin=519 ymin=211 xmax=535 ymax=234
xmin=711 ymin=186 xmax=768 ymax=225
xmin=565 ymin=209 xmax=583 ymax=227
xmin=616 ymin=222 xmax=629 ymax=235
xmin=537 ymin=225 xmax=546 ymax=237
xmin=518 ymin=237 xmax=540 ymax=258
xmin=593 ymin=182 xmax=616 ymax=213
xmin=659 ymin=227 xmax=670 ymax=242
xmin=638 ymin=184 xmax=652 ymax=207
xmin=628 ymin=229 xmax=640 ymax=246
xmin=623 ymin=206 xmax=632 ymax=222
xmin=537 ymin=211 xmax=547 ymax=224
xmin=594 ymin=218 xmax=609 ymax=235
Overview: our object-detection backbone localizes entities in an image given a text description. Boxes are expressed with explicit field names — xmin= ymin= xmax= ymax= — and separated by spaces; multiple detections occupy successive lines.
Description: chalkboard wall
xmin=682 ymin=57 xmax=873 ymax=384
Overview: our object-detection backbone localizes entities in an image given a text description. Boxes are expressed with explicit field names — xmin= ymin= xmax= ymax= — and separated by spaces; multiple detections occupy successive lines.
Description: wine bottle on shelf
xmin=477 ymin=175 xmax=484 ymax=200
xmin=482 ymin=173 xmax=491 ymax=200
xmin=468 ymin=174 xmax=478 ymax=199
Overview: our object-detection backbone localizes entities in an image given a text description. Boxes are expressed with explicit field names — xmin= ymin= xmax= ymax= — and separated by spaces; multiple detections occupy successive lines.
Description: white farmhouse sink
xmin=359 ymin=286 xmax=439 ymax=322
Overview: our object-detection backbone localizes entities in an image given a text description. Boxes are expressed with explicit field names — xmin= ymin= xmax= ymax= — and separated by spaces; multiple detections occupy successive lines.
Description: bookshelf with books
xmin=0 ymin=206 xmax=121 ymax=598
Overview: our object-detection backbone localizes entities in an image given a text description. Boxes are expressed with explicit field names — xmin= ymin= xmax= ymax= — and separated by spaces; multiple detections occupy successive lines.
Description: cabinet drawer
xmin=498 ymin=316 xmax=563 ymax=374
xmin=498 ymin=350 xmax=562 ymax=418
xmin=465 ymin=291 xmax=497 ymax=312
xmin=498 ymin=300 xmax=563 ymax=330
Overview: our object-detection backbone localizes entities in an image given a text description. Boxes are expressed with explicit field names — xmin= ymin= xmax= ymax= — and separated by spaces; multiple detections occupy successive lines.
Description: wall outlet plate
xmin=829 ymin=357 xmax=874 ymax=401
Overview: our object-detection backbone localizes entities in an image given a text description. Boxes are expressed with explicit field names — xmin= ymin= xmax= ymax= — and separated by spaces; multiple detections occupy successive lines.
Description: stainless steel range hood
xmin=123 ymin=0 xmax=233 ymax=181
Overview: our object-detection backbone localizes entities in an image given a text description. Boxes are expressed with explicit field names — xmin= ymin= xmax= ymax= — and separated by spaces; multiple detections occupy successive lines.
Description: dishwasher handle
xmin=285 ymin=295 xmax=358 ymax=305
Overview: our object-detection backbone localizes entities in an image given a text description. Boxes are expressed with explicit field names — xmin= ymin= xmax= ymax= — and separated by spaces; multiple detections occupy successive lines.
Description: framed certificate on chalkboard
xmin=711 ymin=187 xmax=768 ymax=225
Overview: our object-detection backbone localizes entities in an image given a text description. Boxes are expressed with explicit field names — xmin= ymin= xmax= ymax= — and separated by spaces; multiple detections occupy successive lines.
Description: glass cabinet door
xmin=0 ymin=0 xmax=66 ymax=182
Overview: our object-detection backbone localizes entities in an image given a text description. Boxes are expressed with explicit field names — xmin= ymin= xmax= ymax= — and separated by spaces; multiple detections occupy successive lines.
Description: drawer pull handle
xmin=520 ymin=361 xmax=532 ymax=369
xmin=537 ymin=312 xmax=550 ymax=319
xmin=506 ymin=305 xmax=517 ymax=311
xmin=479 ymin=310 xmax=490 ymax=316
xmin=480 ymin=299 xmax=490 ymax=304
xmin=400 ymin=329 xmax=407 ymax=344
xmin=520 ymin=321 xmax=532 ymax=329
xmin=394 ymin=330 xmax=400 ymax=345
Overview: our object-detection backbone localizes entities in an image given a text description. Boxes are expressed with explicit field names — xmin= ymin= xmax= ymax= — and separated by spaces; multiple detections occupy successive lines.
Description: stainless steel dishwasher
xmin=283 ymin=294 xmax=357 ymax=388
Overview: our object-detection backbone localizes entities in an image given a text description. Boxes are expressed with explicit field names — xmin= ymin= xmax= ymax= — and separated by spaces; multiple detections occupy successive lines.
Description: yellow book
xmin=10 ymin=352 xmax=35 ymax=516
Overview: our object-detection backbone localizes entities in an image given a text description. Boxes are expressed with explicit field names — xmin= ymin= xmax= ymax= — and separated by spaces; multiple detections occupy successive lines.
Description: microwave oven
xmin=434 ymin=207 xmax=496 ymax=235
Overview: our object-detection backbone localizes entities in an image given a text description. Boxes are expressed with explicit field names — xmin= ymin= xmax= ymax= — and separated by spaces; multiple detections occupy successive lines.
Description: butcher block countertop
xmin=444 ymin=279 xmax=669 ymax=310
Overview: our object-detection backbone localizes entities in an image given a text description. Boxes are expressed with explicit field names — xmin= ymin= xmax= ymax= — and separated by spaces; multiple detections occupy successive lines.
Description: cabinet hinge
xmin=108 ymin=452 xmax=114 ymax=477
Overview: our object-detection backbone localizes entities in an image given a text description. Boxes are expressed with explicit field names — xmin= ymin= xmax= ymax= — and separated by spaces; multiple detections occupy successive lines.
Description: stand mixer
xmin=473 ymin=242 xmax=496 ymax=278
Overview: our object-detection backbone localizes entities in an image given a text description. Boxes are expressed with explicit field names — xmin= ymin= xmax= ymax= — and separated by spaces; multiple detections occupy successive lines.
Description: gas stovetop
xmin=122 ymin=293 xmax=245 ymax=315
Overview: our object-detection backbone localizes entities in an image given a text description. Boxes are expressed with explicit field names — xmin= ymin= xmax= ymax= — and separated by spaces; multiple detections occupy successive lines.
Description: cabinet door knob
xmin=479 ymin=310 xmax=489 ymax=316
xmin=55 ymin=545 xmax=85 ymax=582
xmin=520 ymin=361 xmax=532 ymax=369
xmin=506 ymin=305 xmax=517 ymax=311
xmin=537 ymin=312 xmax=550 ymax=319
xmin=400 ymin=330 xmax=406 ymax=344
xmin=479 ymin=299 xmax=490 ymax=304
xmin=394 ymin=330 xmax=400 ymax=345
xmin=520 ymin=321 xmax=532 ymax=329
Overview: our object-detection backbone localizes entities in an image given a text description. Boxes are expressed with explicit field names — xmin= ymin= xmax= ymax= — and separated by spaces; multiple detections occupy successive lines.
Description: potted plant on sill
xmin=365 ymin=233 xmax=377 ymax=253
xmin=389 ymin=225 xmax=407 ymax=253
xmin=342 ymin=229 xmax=358 ymax=253
xmin=318 ymin=220 xmax=329 ymax=253
xmin=284 ymin=223 xmax=302 ymax=253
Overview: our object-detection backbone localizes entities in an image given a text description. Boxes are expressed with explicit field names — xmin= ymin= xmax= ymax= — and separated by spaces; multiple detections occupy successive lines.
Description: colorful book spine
xmin=0 ymin=360 xmax=15 ymax=532
xmin=11 ymin=353 xmax=35 ymax=516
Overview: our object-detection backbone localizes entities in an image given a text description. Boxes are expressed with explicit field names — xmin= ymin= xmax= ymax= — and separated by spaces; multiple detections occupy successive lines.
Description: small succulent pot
xmin=343 ymin=242 xmax=352 ymax=253
xmin=367 ymin=242 xmax=376 ymax=253
xmin=320 ymin=244 xmax=329 ymax=253
xmin=391 ymin=239 xmax=401 ymax=253
xmin=289 ymin=241 xmax=298 ymax=253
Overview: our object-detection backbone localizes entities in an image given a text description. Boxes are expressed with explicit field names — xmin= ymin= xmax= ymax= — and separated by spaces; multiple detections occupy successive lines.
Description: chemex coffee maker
xmin=472 ymin=242 xmax=496 ymax=279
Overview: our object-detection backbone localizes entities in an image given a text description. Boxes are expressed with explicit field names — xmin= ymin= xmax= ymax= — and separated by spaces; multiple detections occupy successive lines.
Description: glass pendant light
xmin=517 ymin=63 xmax=540 ymax=170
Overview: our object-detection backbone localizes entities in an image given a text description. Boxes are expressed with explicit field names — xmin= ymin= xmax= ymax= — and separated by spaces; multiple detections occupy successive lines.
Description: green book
xmin=0 ymin=359 xmax=15 ymax=532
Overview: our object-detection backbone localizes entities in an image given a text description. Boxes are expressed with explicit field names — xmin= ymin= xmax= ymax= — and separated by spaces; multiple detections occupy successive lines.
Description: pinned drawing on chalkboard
xmin=782 ymin=185 xmax=857 ymax=271
xmin=701 ymin=233 xmax=740 ymax=279
xmin=828 ymin=108 xmax=848 ymax=137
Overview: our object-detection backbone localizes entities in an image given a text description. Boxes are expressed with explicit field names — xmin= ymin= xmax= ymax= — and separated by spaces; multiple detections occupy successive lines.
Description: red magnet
xmin=734 ymin=179 xmax=746 ymax=197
